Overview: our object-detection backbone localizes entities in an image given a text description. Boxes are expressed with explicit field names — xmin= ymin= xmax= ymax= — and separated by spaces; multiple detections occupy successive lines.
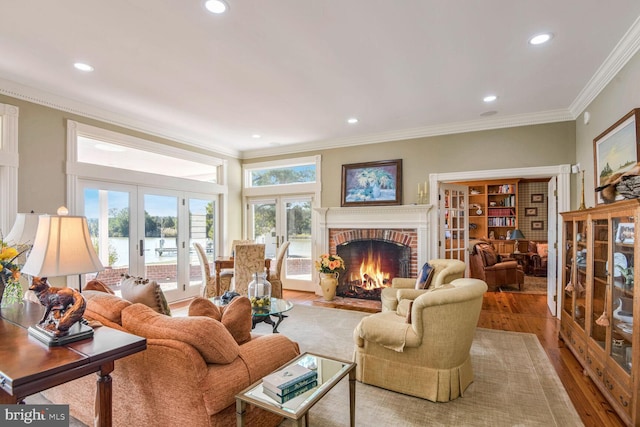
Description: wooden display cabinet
xmin=561 ymin=200 xmax=639 ymax=426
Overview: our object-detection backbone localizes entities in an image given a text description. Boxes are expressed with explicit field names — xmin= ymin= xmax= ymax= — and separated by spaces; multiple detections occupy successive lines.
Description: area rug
xmin=250 ymin=304 xmax=583 ymax=427
xmin=499 ymin=275 xmax=548 ymax=294
xmin=31 ymin=303 xmax=581 ymax=426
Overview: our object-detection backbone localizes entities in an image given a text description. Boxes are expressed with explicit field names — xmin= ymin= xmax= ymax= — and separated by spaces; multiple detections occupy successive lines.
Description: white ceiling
xmin=1 ymin=1 xmax=640 ymax=159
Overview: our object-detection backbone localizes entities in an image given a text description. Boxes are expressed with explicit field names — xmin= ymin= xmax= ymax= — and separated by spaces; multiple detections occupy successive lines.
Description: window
xmin=249 ymin=164 xmax=316 ymax=187
xmin=243 ymin=156 xmax=321 ymax=292
xmin=0 ymin=103 xmax=19 ymax=233
xmin=67 ymin=120 xmax=228 ymax=301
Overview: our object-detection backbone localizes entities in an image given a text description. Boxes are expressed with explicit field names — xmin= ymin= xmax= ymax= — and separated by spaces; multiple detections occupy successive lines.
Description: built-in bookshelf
xmin=459 ymin=179 xmax=520 ymax=240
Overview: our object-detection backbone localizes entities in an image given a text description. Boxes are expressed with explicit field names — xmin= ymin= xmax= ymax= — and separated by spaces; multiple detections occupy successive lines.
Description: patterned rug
xmin=254 ymin=304 xmax=582 ymax=427
xmin=499 ymin=275 xmax=548 ymax=294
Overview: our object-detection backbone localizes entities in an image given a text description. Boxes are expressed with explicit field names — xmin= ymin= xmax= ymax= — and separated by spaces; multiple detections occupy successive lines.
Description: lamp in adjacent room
xmin=509 ymin=229 xmax=525 ymax=254
xmin=21 ymin=207 xmax=104 ymax=346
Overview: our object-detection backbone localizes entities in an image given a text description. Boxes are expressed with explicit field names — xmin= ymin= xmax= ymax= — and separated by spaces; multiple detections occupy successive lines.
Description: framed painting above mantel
xmin=593 ymin=108 xmax=640 ymax=205
xmin=341 ymin=159 xmax=402 ymax=207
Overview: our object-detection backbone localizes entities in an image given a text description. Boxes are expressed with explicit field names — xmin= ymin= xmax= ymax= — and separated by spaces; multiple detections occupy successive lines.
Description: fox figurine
xmin=29 ymin=276 xmax=86 ymax=336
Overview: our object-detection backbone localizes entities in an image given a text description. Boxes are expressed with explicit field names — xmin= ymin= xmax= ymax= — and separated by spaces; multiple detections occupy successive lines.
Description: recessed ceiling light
xmin=73 ymin=62 xmax=94 ymax=72
xmin=347 ymin=118 xmax=359 ymax=124
xmin=205 ymin=0 xmax=229 ymax=14
xmin=252 ymin=134 xmax=261 ymax=139
xmin=529 ymin=33 xmax=553 ymax=45
xmin=483 ymin=95 xmax=498 ymax=103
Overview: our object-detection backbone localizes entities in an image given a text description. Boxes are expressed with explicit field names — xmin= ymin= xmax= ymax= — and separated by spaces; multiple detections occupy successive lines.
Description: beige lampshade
xmin=22 ymin=214 xmax=104 ymax=278
xmin=4 ymin=213 xmax=40 ymax=247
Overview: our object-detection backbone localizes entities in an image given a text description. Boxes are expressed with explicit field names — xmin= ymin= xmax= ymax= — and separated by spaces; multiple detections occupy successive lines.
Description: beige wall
xmin=1 ymin=94 xmax=243 ymax=239
xmin=246 ymin=121 xmax=576 ymax=208
xmin=575 ymin=50 xmax=640 ymax=209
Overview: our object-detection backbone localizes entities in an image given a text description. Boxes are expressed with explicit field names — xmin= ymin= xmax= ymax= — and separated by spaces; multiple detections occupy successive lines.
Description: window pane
xmin=250 ymin=164 xmax=316 ymax=187
xmin=78 ymin=137 xmax=218 ymax=183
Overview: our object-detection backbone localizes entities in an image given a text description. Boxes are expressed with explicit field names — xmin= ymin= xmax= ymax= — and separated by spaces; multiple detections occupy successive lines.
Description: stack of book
xmin=262 ymin=363 xmax=318 ymax=403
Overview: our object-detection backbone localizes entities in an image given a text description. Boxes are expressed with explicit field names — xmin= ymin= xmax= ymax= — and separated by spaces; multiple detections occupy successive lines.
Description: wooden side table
xmin=509 ymin=252 xmax=531 ymax=274
xmin=0 ymin=301 xmax=146 ymax=427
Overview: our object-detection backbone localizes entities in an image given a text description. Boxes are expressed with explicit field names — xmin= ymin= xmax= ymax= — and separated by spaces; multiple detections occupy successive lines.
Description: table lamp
xmin=4 ymin=212 xmax=40 ymax=249
xmin=509 ymin=229 xmax=525 ymax=254
xmin=21 ymin=207 xmax=104 ymax=345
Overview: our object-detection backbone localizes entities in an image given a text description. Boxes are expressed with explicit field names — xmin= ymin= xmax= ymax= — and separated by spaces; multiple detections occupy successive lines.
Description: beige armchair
xmin=380 ymin=259 xmax=466 ymax=312
xmin=354 ymin=278 xmax=488 ymax=402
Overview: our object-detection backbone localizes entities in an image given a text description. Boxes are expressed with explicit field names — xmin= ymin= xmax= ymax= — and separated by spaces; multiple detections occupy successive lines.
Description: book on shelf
xmin=262 ymin=363 xmax=317 ymax=394
xmin=262 ymin=380 xmax=318 ymax=403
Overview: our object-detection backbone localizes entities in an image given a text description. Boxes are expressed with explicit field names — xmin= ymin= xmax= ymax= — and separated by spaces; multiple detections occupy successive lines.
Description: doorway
xmin=247 ymin=196 xmax=314 ymax=291
xmin=429 ymin=164 xmax=571 ymax=316
xmin=79 ymin=180 xmax=218 ymax=302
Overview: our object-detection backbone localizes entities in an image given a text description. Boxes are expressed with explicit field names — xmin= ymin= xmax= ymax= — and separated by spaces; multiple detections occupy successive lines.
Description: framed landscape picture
xmin=525 ymin=207 xmax=538 ymax=217
xmin=593 ymin=108 xmax=640 ymax=204
xmin=531 ymin=220 xmax=544 ymax=230
xmin=341 ymin=159 xmax=402 ymax=207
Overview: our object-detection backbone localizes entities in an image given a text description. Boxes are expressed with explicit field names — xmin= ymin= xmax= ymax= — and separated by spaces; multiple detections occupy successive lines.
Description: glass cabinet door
xmin=610 ymin=213 xmax=635 ymax=374
xmin=574 ymin=220 xmax=587 ymax=329
xmin=562 ymin=220 xmax=574 ymax=318
xmin=590 ymin=218 xmax=608 ymax=350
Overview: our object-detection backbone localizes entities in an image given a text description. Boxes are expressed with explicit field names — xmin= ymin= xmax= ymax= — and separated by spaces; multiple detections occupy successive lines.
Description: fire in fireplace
xmin=336 ymin=240 xmax=411 ymax=300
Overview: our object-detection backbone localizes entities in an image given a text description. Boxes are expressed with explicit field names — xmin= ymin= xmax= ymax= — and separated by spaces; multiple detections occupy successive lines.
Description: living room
xmin=2 ymin=3 xmax=640 ymax=426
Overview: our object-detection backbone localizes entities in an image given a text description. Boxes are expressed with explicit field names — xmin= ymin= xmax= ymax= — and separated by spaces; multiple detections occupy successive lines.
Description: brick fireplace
xmin=315 ymin=205 xmax=432 ymax=300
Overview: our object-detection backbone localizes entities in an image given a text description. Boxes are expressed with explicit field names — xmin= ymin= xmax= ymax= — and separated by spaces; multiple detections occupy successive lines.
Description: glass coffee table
xmin=235 ymin=352 xmax=356 ymax=426
xmin=252 ymin=297 xmax=294 ymax=333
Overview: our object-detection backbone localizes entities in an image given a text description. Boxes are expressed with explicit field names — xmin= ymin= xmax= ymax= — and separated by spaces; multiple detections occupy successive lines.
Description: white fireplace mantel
xmin=314 ymin=205 xmax=434 ymax=278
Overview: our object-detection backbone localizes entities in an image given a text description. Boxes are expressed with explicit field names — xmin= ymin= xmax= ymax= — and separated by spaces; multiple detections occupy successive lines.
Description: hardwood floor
xmin=281 ymin=289 xmax=625 ymax=427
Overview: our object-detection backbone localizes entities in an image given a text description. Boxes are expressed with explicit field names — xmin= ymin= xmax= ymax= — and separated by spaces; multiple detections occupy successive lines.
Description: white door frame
xmin=429 ymin=164 xmax=571 ymax=317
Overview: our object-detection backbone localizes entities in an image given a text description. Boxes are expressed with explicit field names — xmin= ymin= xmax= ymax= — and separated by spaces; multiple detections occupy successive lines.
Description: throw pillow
xmin=414 ymin=262 xmax=435 ymax=290
xmin=83 ymin=290 xmax=132 ymax=325
xmin=478 ymin=243 xmax=498 ymax=266
xmin=537 ymin=243 xmax=549 ymax=257
xmin=120 ymin=274 xmax=171 ymax=316
xmin=85 ymin=279 xmax=115 ymax=295
xmin=188 ymin=296 xmax=252 ymax=344
xmin=122 ymin=303 xmax=239 ymax=364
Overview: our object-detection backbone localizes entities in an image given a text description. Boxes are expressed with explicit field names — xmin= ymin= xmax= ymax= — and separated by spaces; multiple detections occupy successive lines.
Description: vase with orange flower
xmin=315 ymin=253 xmax=344 ymax=301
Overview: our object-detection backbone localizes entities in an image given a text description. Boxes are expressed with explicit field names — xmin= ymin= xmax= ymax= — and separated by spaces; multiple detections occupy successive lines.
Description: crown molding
xmin=569 ymin=15 xmax=640 ymax=117
xmin=0 ymin=78 xmax=240 ymax=158
xmin=241 ymin=109 xmax=574 ymax=159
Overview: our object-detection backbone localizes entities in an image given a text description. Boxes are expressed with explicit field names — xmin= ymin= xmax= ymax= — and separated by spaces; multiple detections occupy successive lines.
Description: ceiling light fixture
xmin=252 ymin=134 xmax=261 ymax=139
xmin=205 ymin=0 xmax=229 ymax=14
xmin=529 ymin=33 xmax=553 ymax=45
xmin=483 ymin=95 xmax=497 ymax=103
xmin=347 ymin=118 xmax=359 ymax=124
xmin=73 ymin=62 xmax=94 ymax=72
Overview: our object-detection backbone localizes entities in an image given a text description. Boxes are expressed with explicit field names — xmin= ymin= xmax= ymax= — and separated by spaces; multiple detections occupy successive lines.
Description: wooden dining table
xmin=214 ymin=256 xmax=271 ymax=296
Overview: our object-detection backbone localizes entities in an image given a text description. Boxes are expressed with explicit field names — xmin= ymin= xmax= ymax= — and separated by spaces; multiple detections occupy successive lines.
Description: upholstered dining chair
xmin=231 ymin=244 xmax=266 ymax=296
xmin=230 ymin=239 xmax=254 ymax=257
xmin=194 ymin=243 xmax=223 ymax=297
xmin=269 ymin=241 xmax=290 ymax=299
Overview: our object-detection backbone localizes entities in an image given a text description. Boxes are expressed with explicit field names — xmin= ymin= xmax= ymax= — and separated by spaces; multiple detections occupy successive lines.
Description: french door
xmin=247 ymin=195 xmax=314 ymax=291
xmin=439 ymin=183 xmax=469 ymax=261
xmin=79 ymin=180 xmax=218 ymax=302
